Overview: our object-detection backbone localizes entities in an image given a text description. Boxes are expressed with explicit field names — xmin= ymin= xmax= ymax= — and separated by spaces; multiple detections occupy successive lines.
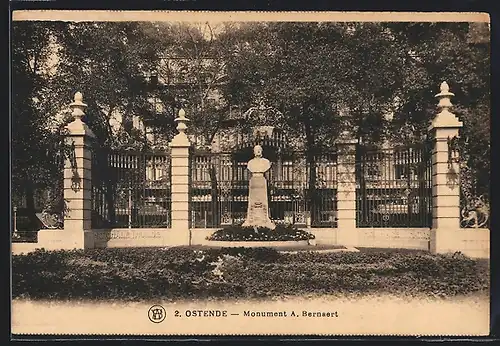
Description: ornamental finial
xmin=440 ymin=81 xmax=449 ymax=93
xmin=74 ymin=92 xmax=83 ymax=102
xmin=174 ymin=108 xmax=189 ymax=134
xmin=69 ymin=91 xmax=88 ymax=121
xmin=435 ymin=81 xmax=454 ymax=110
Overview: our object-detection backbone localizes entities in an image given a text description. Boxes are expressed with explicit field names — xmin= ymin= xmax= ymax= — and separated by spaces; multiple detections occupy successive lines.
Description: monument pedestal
xmin=242 ymin=147 xmax=276 ymax=230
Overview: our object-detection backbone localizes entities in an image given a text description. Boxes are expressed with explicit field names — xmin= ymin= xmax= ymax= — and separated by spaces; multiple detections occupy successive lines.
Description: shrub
xmin=11 ymin=248 xmax=489 ymax=301
xmin=206 ymin=224 xmax=315 ymax=241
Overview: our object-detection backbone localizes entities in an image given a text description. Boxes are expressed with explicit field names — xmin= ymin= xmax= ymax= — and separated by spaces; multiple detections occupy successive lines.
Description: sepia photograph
xmin=10 ymin=11 xmax=491 ymax=336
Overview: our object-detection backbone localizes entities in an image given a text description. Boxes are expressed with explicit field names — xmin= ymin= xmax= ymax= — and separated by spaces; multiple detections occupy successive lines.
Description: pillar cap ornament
xmin=435 ymin=81 xmax=455 ymax=98
xmin=170 ymin=108 xmax=191 ymax=147
xmin=174 ymin=108 xmax=189 ymax=133
xmin=69 ymin=92 xmax=88 ymax=118
xmin=66 ymin=91 xmax=95 ymax=138
xmin=428 ymin=81 xmax=463 ymax=131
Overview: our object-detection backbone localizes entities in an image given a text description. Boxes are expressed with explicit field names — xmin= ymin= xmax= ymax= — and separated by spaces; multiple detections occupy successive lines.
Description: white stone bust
xmin=247 ymin=145 xmax=271 ymax=175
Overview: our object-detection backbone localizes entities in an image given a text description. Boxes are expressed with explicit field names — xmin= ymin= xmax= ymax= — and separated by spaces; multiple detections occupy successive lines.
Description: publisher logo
xmin=148 ymin=305 xmax=166 ymax=323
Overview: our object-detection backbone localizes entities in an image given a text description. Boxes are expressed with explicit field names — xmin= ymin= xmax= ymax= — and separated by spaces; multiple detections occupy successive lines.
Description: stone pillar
xmin=429 ymin=81 xmax=463 ymax=254
xmin=335 ymin=136 xmax=359 ymax=247
xmin=38 ymin=92 xmax=95 ymax=249
xmin=168 ymin=109 xmax=191 ymax=245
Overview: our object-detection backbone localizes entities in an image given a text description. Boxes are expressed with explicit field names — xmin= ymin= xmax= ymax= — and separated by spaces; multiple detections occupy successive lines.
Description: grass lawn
xmin=12 ymin=247 xmax=489 ymax=301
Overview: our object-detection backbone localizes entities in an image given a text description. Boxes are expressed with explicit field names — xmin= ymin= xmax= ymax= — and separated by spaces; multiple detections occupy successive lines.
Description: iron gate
xmin=91 ymin=148 xmax=172 ymax=229
xmin=190 ymin=149 xmax=338 ymax=228
xmin=356 ymin=142 xmax=432 ymax=228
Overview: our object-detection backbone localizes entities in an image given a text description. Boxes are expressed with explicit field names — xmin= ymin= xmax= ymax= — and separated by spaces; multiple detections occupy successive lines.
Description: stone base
xmin=358 ymin=228 xmax=431 ymax=250
xmin=336 ymin=228 xmax=359 ymax=247
xmin=12 ymin=229 xmax=94 ymax=255
xmin=12 ymin=227 xmax=488 ymax=258
xmin=430 ymin=228 xmax=490 ymax=258
xmin=307 ymin=228 xmax=338 ymax=245
xmin=92 ymin=228 xmax=189 ymax=248
xmin=309 ymin=228 xmax=431 ymax=250
xmin=191 ymin=228 xmax=432 ymax=250
xmin=39 ymin=229 xmax=95 ymax=250
xmin=242 ymin=220 xmax=276 ymax=230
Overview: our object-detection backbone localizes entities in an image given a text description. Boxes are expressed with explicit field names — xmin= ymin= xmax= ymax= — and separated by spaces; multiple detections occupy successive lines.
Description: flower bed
xmin=12 ymin=248 xmax=489 ymax=301
xmin=206 ymin=224 xmax=315 ymax=242
xmin=203 ymin=240 xmax=311 ymax=248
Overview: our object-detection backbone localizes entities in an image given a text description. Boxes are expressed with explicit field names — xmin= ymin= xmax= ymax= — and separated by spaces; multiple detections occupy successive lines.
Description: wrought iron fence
xmin=190 ymin=150 xmax=338 ymax=228
xmin=356 ymin=143 xmax=432 ymax=228
xmin=91 ymin=148 xmax=172 ymax=228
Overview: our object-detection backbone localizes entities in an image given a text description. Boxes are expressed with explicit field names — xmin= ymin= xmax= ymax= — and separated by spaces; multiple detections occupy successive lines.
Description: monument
xmin=242 ymin=145 xmax=276 ymax=230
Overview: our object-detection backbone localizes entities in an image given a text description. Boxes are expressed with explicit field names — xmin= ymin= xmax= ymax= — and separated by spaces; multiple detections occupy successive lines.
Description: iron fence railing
xmin=91 ymin=149 xmax=172 ymax=229
xmin=356 ymin=143 xmax=433 ymax=228
xmin=190 ymin=151 xmax=338 ymax=228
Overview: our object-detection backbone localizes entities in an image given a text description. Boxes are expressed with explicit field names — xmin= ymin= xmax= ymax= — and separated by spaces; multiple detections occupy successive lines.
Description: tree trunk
xmin=209 ymin=161 xmax=219 ymax=227
xmin=307 ymin=149 xmax=317 ymax=226
xmin=24 ymin=179 xmax=38 ymax=227
xmin=357 ymin=149 xmax=367 ymax=226
xmin=106 ymin=181 xmax=116 ymax=225
xmin=207 ymin=132 xmax=220 ymax=227
xmin=418 ymin=144 xmax=431 ymax=226
xmin=303 ymin=116 xmax=317 ymax=226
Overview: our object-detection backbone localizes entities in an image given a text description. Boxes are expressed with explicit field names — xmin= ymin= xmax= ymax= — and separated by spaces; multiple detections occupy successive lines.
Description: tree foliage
xmin=221 ymin=21 xmax=489 ymax=196
xmin=11 ymin=21 xmax=69 ymax=213
xmin=11 ymin=20 xmax=490 ymax=216
xmin=386 ymin=22 xmax=490 ymax=195
xmin=54 ymin=21 xmax=170 ymax=148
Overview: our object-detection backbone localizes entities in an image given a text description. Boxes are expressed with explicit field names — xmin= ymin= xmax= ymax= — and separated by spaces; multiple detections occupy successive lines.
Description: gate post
xmin=428 ymin=81 xmax=463 ymax=254
xmin=168 ymin=109 xmax=192 ymax=245
xmin=38 ymin=92 xmax=95 ymax=249
xmin=335 ymin=136 xmax=359 ymax=247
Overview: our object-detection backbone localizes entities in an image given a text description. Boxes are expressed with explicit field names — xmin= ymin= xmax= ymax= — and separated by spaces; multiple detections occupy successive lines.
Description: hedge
xmin=12 ymin=247 xmax=489 ymax=301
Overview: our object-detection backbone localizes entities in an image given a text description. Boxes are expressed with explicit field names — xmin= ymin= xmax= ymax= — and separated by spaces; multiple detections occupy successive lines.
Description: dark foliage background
xmin=11 ymin=21 xmax=490 ymax=223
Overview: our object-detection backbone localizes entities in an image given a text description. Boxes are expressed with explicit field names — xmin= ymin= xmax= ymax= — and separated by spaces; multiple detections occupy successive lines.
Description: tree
xmin=386 ymin=22 xmax=490 ymax=199
xmin=218 ymin=21 xmax=489 ymax=223
xmin=221 ymin=22 xmax=410 ymax=224
xmin=11 ymin=21 xmax=71 ymax=220
xmin=12 ymin=20 xmax=489 ymax=227
xmin=151 ymin=22 xmax=243 ymax=226
xmin=53 ymin=21 xmax=172 ymax=149
xmin=11 ymin=21 xmax=175 ymax=225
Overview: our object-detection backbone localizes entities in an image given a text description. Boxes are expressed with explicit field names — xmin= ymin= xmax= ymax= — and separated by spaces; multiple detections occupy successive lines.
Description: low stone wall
xmin=12 ymin=229 xmax=95 ymax=255
xmin=302 ymin=228 xmax=431 ymax=250
xmin=12 ymin=243 xmax=40 ymax=256
xmin=190 ymin=228 xmax=216 ymax=245
xmin=11 ymin=227 xmax=489 ymax=259
xmin=358 ymin=228 xmax=431 ymax=250
xmin=430 ymin=228 xmax=490 ymax=259
xmin=92 ymin=229 xmax=172 ymax=248
xmin=305 ymin=228 xmax=338 ymax=245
